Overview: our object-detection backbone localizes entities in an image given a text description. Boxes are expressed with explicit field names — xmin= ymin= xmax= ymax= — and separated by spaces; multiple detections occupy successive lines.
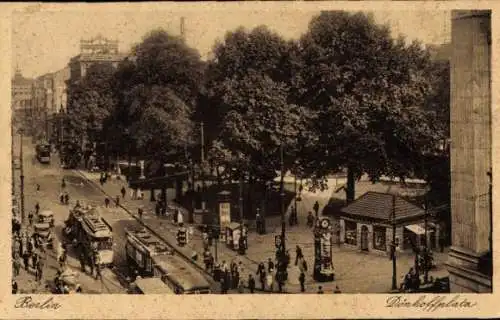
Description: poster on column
xmin=219 ymin=202 xmax=231 ymax=230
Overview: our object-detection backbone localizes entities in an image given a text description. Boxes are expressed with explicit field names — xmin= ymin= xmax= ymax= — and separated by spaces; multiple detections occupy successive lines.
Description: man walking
xmin=313 ymin=201 xmax=320 ymax=217
xmin=248 ymin=274 xmax=255 ymax=293
xmin=28 ymin=211 xmax=34 ymax=226
xmin=299 ymin=272 xmax=306 ymax=292
xmin=121 ymin=186 xmax=126 ymax=199
xmin=35 ymin=202 xmax=40 ymax=215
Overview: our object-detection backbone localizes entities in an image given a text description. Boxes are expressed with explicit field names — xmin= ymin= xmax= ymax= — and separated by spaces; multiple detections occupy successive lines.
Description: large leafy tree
xmin=205 ymin=26 xmax=310 ymax=183
xmin=295 ymin=11 xmax=446 ymax=202
xmin=107 ymin=29 xmax=205 ymax=170
xmin=66 ymin=62 xmax=117 ymax=141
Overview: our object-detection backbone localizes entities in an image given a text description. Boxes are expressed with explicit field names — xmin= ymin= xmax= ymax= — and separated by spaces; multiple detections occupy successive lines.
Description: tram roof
xmin=126 ymin=228 xmax=171 ymax=255
xmin=153 ymin=255 xmax=210 ymax=291
xmin=81 ymin=212 xmax=112 ymax=238
xmin=134 ymin=277 xmax=174 ymax=294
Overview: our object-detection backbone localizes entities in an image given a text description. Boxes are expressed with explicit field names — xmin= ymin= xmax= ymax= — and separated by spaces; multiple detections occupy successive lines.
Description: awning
xmin=405 ymin=224 xmax=426 ymax=235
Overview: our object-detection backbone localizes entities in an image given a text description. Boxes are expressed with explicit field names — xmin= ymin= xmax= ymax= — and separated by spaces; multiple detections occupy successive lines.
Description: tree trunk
xmin=175 ymin=177 xmax=183 ymax=201
xmin=161 ymin=188 xmax=167 ymax=206
xmin=346 ymin=166 xmax=356 ymax=204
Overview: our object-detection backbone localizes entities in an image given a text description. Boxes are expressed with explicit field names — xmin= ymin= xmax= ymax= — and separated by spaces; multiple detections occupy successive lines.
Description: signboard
xmin=275 ymin=235 xmax=282 ymax=248
xmin=219 ymin=202 xmax=231 ymax=229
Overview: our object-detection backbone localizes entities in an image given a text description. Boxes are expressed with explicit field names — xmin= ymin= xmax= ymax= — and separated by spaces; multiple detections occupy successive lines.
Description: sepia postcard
xmin=0 ymin=1 xmax=499 ymax=319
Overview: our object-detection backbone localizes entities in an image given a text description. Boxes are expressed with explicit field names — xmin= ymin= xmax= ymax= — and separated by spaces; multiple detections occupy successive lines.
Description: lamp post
xmin=11 ymin=123 xmax=15 ymax=195
xmin=423 ymin=193 xmax=429 ymax=284
xmin=19 ymin=129 xmax=25 ymax=224
xmin=280 ymin=143 xmax=286 ymax=253
xmin=391 ymin=194 xmax=398 ymax=291
xmin=200 ymin=122 xmax=206 ymax=213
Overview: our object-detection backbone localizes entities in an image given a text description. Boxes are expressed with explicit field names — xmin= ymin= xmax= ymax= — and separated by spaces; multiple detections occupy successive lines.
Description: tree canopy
xmin=294 ymin=11 xmax=447 ymax=201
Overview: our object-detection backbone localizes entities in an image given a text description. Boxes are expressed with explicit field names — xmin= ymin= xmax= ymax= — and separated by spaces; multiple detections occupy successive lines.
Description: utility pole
xmin=11 ymin=124 xmax=15 ymax=194
xmin=423 ymin=192 xmax=429 ymax=284
xmin=200 ymin=122 xmax=206 ymax=212
xmin=391 ymin=194 xmax=397 ymax=291
xmin=239 ymin=174 xmax=244 ymax=253
xmin=280 ymin=144 xmax=286 ymax=252
xmin=20 ymin=129 xmax=25 ymax=224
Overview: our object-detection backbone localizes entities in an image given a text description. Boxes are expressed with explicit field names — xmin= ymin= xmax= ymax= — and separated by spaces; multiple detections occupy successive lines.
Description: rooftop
xmin=340 ymin=191 xmax=425 ymax=222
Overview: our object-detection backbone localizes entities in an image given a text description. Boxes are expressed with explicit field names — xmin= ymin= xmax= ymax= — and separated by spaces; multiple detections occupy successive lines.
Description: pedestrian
xmin=28 ymin=211 xmax=33 ymax=226
xmin=138 ymin=207 xmax=143 ymax=219
xmin=60 ymin=192 xmax=65 ymax=204
xmin=95 ymin=255 xmax=102 ymax=280
xmin=313 ymin=201 xmax=320 ymax=217
xmin=177 ymin=209 xmax=183 ymax=225
xmin=36 ymin=260 xmax=43 ymax=283
xmin=88 ymin=255 xmax=94 ymax=276
xmin=248 ymin=274 xmax=255 ymax=293
xmin=266 ymin=271 xmax=274 ymax=292
xmin=317 ymin=286 xmax=324 ymax=294
xmin=36 ymin=183 xmax=40 ymax=191
xmin=115 ymin=195 xmax=120 ymax=207
xmin=121 ymin=186 xmax=126 ymax=199
xmin=35 ymin=202 xmax=40 ymax=215
xmin=307 ymin=211 xmax=314 ymax=228
xmin=334 ymin=286 xmax=342 ymax=293
xmin=105 ymin=197 xmax=110 ymax=208
xmin=59 ymin=250 xmax=67 ymax=269
xmin=64 ymin=193 xmax=70 ymax=205
xmin=295 ymin=245 xmax=304 ymax=266
xmin=61 ymin=178 xmax=66 ymax=189
xmin=13 ymin=255 xmax=21 ymax=276
xmin=299 ymin=272 xmax=306 ymax=292
xmin=12 ymin=280 xmax=18 ymax=294
xmin=32 ymin=252 xmax=38 ymax=270
xmin=79 ymin=252 xmax=86 ymax=273
xmin=22 ymin=251 xmax=30 ymax=271
xmin=267 ymin=258 xmax=275 ymax=274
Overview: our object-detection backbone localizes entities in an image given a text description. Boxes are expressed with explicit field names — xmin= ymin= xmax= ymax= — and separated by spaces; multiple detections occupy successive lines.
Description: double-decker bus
xmin=125 ymin=228 xmax=211 ymax=294
xmin=36 ymin=143 xmax=51 ymax=164
xmin=65 ymin=206 xmax=114 ymax=267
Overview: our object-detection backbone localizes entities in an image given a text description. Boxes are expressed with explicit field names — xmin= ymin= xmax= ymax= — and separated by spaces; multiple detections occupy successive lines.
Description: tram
xmin=36 ymin=143 xmax=51 ymax=164
xmin=125 ymin=227 xmax=211 ymax=294
xmin=65 ymin=206 xmax=114 ymax=267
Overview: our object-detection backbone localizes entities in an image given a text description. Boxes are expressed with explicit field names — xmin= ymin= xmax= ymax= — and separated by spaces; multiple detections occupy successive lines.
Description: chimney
xmin=180 ymin=17 xmax=186 ymax=41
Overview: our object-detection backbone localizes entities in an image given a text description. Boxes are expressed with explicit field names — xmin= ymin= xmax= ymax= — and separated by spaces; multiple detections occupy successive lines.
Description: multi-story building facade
xmin=67 ymin=34 xmax=125 ymax=87
xmin=11 ymin=68 xmax=33 ymax=128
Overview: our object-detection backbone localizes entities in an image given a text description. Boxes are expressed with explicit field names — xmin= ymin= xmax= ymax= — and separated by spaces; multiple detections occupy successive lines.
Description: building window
xmin=373 ymin=226 xmax=387 ymax=251
xmin=345 ymin=220 xmax=357 ymax=246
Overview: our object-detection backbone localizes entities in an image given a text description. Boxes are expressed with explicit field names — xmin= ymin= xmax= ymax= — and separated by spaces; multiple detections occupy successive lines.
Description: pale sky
xmin=12 ymin=6 xmax=450 ymax=79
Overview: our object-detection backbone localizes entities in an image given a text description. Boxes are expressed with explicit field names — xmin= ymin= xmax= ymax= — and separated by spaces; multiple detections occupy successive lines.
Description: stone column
xmin=446 ymin=10 xmax=492 ymax=293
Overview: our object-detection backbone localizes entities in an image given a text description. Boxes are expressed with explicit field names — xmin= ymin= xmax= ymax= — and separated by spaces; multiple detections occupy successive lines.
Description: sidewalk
xmin=75 ymin=170 xmax=449 ymax=294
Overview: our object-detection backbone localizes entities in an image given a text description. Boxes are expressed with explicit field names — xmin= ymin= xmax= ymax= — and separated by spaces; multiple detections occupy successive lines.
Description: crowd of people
xmin=11 ymin=213 xmax=47 ymax=294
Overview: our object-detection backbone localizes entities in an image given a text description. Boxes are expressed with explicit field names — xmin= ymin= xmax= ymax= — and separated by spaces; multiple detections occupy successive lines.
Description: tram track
xmin=72 ymin=169 xmax=219 ymax=291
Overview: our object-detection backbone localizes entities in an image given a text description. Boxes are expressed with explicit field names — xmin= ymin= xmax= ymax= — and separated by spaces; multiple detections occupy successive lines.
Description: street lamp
xmin=390 ymin=194 xmax=398 ymax=291
xmin=19 ymin=128 xmax=25 ymax=225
